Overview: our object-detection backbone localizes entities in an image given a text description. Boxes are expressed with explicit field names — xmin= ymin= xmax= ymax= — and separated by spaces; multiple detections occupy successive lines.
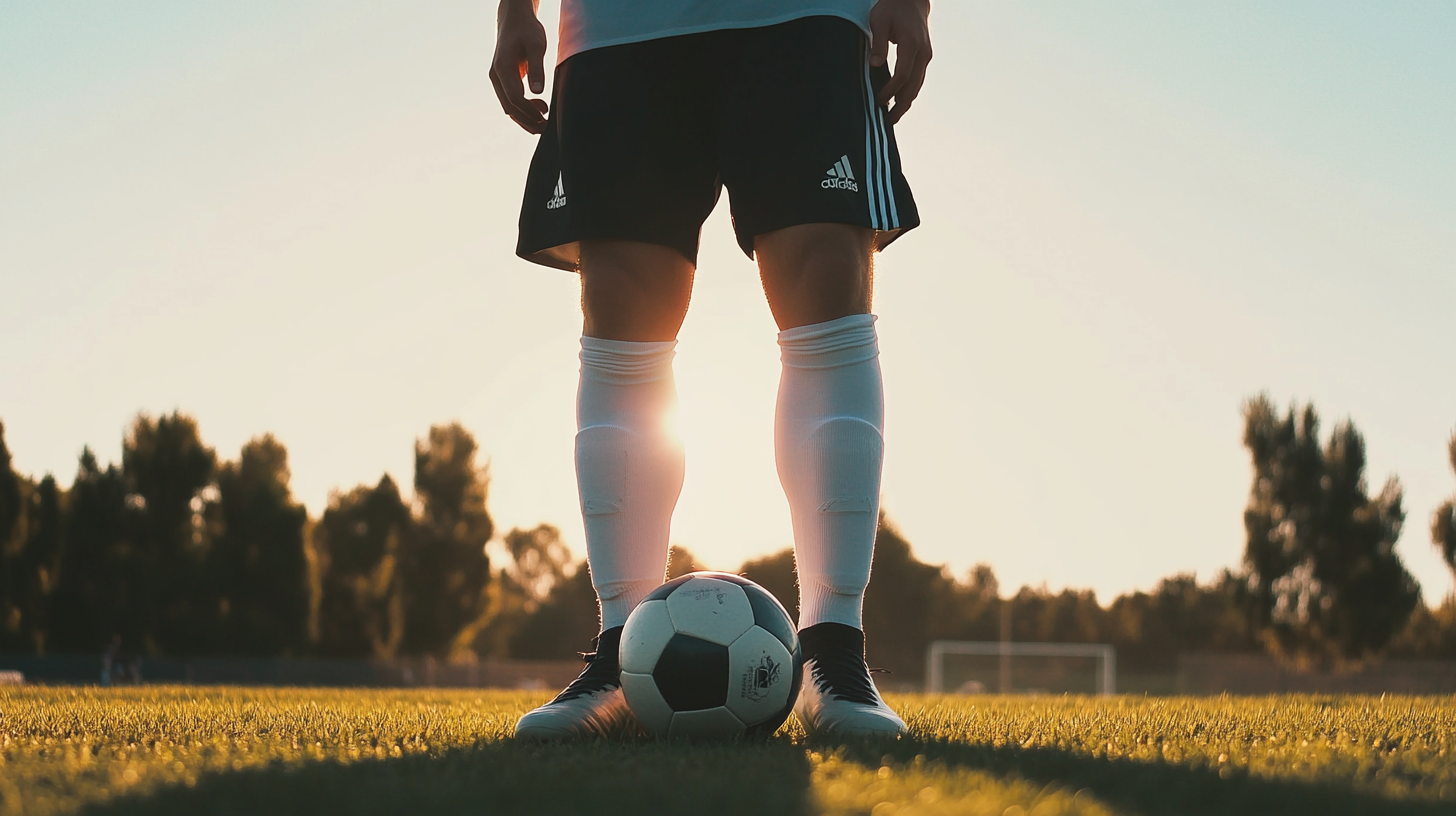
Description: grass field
xmin=1 ymin=687 xmax=1453 ymax=815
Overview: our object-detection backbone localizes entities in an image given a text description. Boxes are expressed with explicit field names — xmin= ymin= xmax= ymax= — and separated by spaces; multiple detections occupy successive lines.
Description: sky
xmin=2 ymin=1 xmax=1454 ymax=603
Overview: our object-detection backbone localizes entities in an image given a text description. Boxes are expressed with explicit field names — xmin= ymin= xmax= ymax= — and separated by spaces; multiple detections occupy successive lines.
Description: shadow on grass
xmin=73 ymin=732 xmax=1451 ymax=816
xmin=828 ymin=734 xmax=1452 ymax=816
xmin=79 ymin=739 xmax=813 ymax=816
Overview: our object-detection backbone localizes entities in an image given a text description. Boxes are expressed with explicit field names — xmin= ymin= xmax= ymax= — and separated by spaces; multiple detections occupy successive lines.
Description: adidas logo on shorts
xmin=821 ymin=155 xmax=859 ymax=192
xmin=546 ymin=173 xmax=567 ymax=210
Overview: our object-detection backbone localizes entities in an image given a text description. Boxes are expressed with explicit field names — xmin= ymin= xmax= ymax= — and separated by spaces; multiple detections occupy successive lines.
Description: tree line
xmin=0 ymin=415 xmax=492 ymax=660
xmin=1 ymin=394 xmax=1454 ymax=680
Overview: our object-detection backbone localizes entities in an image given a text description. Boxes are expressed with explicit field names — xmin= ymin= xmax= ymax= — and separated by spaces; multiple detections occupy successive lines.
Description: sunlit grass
xmin=0 ymin=687 xmax=1451 ymax=815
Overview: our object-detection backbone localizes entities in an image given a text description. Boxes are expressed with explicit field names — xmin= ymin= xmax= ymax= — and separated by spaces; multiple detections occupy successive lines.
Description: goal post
xmin=925 ymin=641 xmax=1116 ymax=696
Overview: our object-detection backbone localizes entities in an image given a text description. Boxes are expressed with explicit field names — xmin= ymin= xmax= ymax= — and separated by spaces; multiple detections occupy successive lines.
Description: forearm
xmin=498 ymin=0 xmax=540 ymax=25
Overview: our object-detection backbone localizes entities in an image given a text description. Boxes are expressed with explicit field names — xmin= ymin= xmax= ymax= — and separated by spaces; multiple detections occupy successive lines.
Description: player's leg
xmin=756 ymin=224 xmax=905 ymax=737
xmin=575 ymin=240 xmax=692 ymax=632
xmin=512 ymin=32 xmax=718 ymax=739
xmin=716 ymin=16 xmax=921 ymax=737
xmin=516 ymin=242 xmax=692 ymax=739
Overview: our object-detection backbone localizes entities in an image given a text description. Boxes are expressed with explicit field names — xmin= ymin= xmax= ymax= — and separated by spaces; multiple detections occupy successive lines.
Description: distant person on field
xmin=493 ymin=0 xmax=930 ymax=739
xmin=102 ymin=634 xmax=142 ymax=686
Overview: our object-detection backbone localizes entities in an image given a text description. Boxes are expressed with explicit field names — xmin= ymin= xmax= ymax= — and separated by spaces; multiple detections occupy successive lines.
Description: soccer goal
xmin=925 ymin=641 xmax=1116 ymax=696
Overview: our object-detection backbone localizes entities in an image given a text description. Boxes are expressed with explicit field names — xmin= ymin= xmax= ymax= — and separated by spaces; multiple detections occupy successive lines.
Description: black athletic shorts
xmin=516 ymin=15 xmax=919 ymax=271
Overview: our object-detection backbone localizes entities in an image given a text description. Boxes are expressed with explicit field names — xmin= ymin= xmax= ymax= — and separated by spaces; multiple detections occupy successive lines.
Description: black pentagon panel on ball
xmin=642 ymin=573 xmax=695 ymax=603
xmin=653 ymin=633 xmax=730 ymax=711
xmin=741 ymin=585 xmax=797 ymax=652
xmin=743 ymin=642 xmax=803 ymax=737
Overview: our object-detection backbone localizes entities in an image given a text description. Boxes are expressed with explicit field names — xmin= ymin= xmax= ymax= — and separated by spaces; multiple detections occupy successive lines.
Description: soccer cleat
xmin=514 ymin=627 xmax=636 ymax=740
xmin=794 ymin=622 xmax=907 ymax=737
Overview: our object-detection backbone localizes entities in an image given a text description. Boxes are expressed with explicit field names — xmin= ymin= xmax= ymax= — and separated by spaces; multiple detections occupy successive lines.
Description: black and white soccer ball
xmin=619 ymin=571 xmax=802 ymax=738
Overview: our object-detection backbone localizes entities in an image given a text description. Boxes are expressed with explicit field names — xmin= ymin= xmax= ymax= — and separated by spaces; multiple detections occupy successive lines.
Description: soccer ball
xmin=619 ymin=571 xmax=802 ymax=738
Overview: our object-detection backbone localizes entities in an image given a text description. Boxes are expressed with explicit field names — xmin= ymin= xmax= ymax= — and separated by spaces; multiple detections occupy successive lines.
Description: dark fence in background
xmin=1177 ymin=653 xmax=1456 ymax=695
xmin=14 ymin=651 xmax=1450 ymax=695
xmin=0 ymin=653 xmax=582 ymax=690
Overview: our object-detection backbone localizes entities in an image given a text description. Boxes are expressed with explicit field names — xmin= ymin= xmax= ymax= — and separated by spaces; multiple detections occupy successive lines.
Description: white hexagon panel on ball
xmin=664 ymin=577 xmax=755 ymax=645
xmin=724 ymin=626 xmax=794 ymax=727
xmin=619 ymin=671 xmax=674 ymax=735
xmin=620 ymin=599 xmax=675 ymax=674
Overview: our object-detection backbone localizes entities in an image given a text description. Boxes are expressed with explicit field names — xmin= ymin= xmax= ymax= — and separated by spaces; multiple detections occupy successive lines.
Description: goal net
xmin=925 ymin=641 xmax=1116 ymax=696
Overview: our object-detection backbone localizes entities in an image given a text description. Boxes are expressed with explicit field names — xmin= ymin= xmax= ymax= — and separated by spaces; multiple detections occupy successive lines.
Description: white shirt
xmin=558 ymin=0 xmax=875 ymax=63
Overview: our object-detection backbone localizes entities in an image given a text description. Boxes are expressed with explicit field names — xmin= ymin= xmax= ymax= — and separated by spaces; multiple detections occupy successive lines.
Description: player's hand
xmin=490 ymin=0 xmax=550 ymax=134
xmin=869 ymin=0 xmax=932 ymax=125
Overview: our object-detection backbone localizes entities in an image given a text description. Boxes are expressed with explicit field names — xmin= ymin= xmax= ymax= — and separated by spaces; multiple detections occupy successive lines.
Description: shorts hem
xmin=517 ymin=233 xmax=701 ymax=272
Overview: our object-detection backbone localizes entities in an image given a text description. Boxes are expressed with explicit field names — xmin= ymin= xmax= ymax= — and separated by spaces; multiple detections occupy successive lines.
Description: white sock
xmin=576 ymin=336 xmax=684 ymax=632
xmin=775 ymin=313 xmax=883 ymax=631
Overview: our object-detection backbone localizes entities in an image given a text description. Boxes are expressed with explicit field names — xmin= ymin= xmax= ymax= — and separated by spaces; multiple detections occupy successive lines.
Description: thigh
xmin=756 ymin=223 xmax=873 ymax=331
xmin=580 ymin=240 xmax=695 ymax=342
xmin=716 ymin=16 xmax=920 ymax=259
xmin=517 ymin=36 xmax=723 ymax=270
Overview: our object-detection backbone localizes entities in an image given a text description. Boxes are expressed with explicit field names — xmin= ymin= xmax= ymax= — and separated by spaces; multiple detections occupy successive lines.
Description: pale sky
xmin=2 ymin=1 xmax=1453 ymax=603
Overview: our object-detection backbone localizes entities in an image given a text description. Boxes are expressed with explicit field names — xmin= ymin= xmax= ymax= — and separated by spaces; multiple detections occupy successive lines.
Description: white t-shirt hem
xmin=557 ymin=9 xmax=870 ymax=64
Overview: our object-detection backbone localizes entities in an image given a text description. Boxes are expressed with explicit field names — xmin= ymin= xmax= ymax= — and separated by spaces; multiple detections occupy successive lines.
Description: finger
xmin=526 ymin=52 xmax=546 ymax=95
xmin=876 ymin=44 xmax=916 ymax=107
xmin=886 ymin=97 xmax=913 ymax=125
xmin=876 ymin=69 xmax=906 ymax=109
xmin=489 ymin=67 xmax=514 ymax=116
xmin=520 ymin=97 xmax=550 ymax=131
xmin=885 ymin=55 xmax=928 ymax=125
xmin=493 ymin=78 xmax=545 ymax=133
xmin=492 ymin=56 xmax=547 ymax=131
xmin=489 ymin=66 xmax=526 ymax=120
xmin=869 ymin=20 xmax=890 ymax=68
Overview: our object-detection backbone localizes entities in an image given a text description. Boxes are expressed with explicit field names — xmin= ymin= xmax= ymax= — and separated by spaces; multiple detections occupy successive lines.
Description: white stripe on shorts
xmin=861 ymin=57 xmax=900 ymax=232
xmin=860 ymin=63 xmax=882 ymax=230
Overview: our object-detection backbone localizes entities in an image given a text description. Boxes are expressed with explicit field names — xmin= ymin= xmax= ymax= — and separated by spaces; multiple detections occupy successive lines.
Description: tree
xmin=1241 ymin=395 xmax=1419 ymax=663
xmin=49 ymin=448 xmax=132 ymax=652
xmin=402 ymin=423 xmax=494 ymax=657
xmin=0 ymin=422 xmax=19 ymax=554
xmin=503 ymin=523 xmax=573 ymax=604
xmin=862 ymin=513 xmax=957 ymax=680
xmin=468 ymin=523 xmax=574 ymax=658
xmin=666 ymin=545 xmax=705 ymax=580
xmin=1431 ymin=430 xmax=1456 ymax=585
xmin=739 ymin=548 xmax=798 ymax=621
xmin=507 ymin=559 xmax=599 ymax=660
xmin=1106 ymin=570 xmax=1253 ymax=673
xmin=122 ymin=412 xmax=218 ymax=653
xmin=312 ymin=475 xmax=410 ymax=658
xmin=206 ymin=435 xmax=309 ymax=656
xmin=7 ymin=475 xmax=65 ymax=653
xmin=0 ymin=422 xmax=29 ymax=649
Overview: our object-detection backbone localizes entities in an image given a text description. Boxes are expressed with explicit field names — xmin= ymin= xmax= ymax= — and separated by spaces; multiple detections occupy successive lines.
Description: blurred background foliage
xmin=0 ymin=398 xmax=1454 ymax=682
